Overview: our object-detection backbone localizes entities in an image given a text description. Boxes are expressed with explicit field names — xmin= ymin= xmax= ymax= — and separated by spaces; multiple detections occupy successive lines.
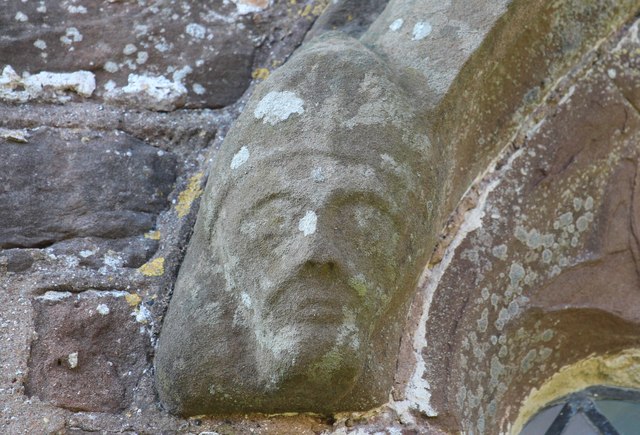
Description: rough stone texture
xmin=305 ymin=0 xmax=389 ymax=40
xmin=155 ymin=0 xmax=640 ymax=421
xmin=420 ymin=17 xmax=640 ymax=434
xmin=0 ymin=0 xmax=361 ymax=433
xmin=0 ymin=0 xmax=322 ymax=110
xmin=26 ymin=291 xmax=151 ymax=412
xmin=156 ymin=32 xmax=439 ymax=415
xmin=0 ymin=0 xmax=638 ymax=433
xmin=1 ymin=1 xmax=261 ymax=109
xmin=0 ymin=128 xmax=177 ymax=249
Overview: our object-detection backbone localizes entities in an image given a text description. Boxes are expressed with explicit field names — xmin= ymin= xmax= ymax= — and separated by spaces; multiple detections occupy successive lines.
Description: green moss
xmin=309 ymin=349 xmax=344 ymax=384
xmin=348 ymin=276 xmax=368 ymax=298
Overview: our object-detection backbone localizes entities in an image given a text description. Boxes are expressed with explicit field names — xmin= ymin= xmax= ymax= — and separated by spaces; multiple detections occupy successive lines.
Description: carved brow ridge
xmin=238 ymin=188 xmax=401 ymax=229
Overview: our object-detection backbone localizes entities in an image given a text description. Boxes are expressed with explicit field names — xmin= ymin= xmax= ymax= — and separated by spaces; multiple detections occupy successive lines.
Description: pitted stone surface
xmin=155 ymin=32 xmax=440 ymax=415
xmin=26 ymin=292 xmax=150 ymax=412
xmin=0 ymin=0 xmax=638 ymax=433
xmin=0 ymin=0 xmax=318 ymax=110
xmin=0 ymin=128 xmax=177 ymax=249
xmin=422 ymin=18 xmax=640 ymax=434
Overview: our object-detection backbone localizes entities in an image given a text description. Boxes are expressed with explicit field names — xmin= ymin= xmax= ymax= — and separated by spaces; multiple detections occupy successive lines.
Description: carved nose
xmin=304 ymin=256 xmax=338 ymax=274
xmin=297 ymin=233 xmax=341 ymax=274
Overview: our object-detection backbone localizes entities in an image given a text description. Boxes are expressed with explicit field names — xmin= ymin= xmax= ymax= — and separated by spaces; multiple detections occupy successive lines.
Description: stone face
xmin=154 ymin=0 xmax=640 ymax=419
xmin=0 ymin=128 xmax=177 ymax=249
xmin=0 ymin=0 xmax=637 ymax=433
xmin=155 ymin=33 xmax=441 ymax=415
xmin=26 ymin=292 xmax=151 ymax=412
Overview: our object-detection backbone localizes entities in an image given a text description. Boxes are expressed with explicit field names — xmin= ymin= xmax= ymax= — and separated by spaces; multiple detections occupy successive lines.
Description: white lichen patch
xmin=193 ymin=83 xmax=205 ymax=95
xmin=15 ymin=12 xmax=28 ymax=22
xmin=0 ymin=66 xmax=96 ymax=103
xmin=0 ymin=127 xmax=30 ymax=143
xmin=491 ymin=244 xmax=508 ymax=260
xmin=123 ymin=43 xmax=137 ymax=55
xmin=311 ymin=167 xmax=325 ymax=183
xmin=136 ymin=51 xmax=149 ymax=65
xmin=134 ymin=305 xmax=152 ymax=324
xmin=576 ymin=212 xmax=594 ymax=232
xmin=389 ymin=18 xmax=404 ymax=32
xmin=37 ymin=291 xmax=73 ymax=302
xmin=68 ymin=5 xmax=88 ymax=14
xmin=230 ymin=146 xmax=250 ymax=170
xmin=254 ymin=91 xmax=304 ymax=125
xmin=33 ymin=40 xmax=47 ymax=50
xmin=298 ymin=211 xmax=317 ymax=236
xmin=172 ymin=65 xmax=193 ymax=83
xmin=558 ymin=85 xmax=576 ymax=106
xmin=103 ymin=252 xmax=124 ymax=269
xmin=230 ymin=0 xmax=270 ymax=15
xmin=104 ymin=61 xmax=119 ymax=73
xmin=412 ymin=21 xmax=433 ymax=41
xmin=241 ymin=292 xmax=252 ymax=308
xmin=68 ymin=352 xmax=79 ymax=369
xmin=60 ymin=27 xmax=83 ymax=45
xmin=97 ymin=304 xmax=110 ymax=315
xmin=185 ymin=23 xmax=206 ymax=39
xmin=104 ymin=73 xmax=188 ymax=111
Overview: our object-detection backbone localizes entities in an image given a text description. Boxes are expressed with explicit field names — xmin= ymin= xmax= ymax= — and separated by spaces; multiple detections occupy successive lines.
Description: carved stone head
xmin=155 ymin=34 xmax=441 ymax=415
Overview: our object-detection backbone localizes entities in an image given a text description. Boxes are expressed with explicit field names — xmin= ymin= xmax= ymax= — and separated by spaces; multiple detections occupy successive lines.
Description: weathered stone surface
xmin=0 ymin=0 xmax=638 ymax=433
xmin=155 ymin=0 xmax=640 ymax=419
xmin=421 ymin=17 xmax=640 ymax=433
xmin=305 ymin=0 xmax=389 ymax=39
xmin=0 ymin=0 xmax=253 ymax=109
xmin=155 ymin=32 xmax=440 ymax=415
xmin=26 ymin=291 xmax=151 ymax=412
xmin=0 ymin=0 xmax=317 ymax=110
xmin=0 ymin=128 xmax=176 ymax=248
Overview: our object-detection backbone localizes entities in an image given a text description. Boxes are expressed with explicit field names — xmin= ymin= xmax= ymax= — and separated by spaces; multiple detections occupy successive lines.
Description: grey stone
xmin=421 ymin=17 xmax=640 ymax=433
xmin=157 ymin=0 xmax=640 ymax=421
xmin=0 ymin=128 xmax=177 ymax=248
xmin=305 ymin=0 xmax=390 ymax=40
xmin=41 ymin=236 xmax=160 ymax=270
xmin=155 ymin=32 xmax=441 ymax=415
xmin=0 ymin=0 xmax=313 ymax=110
xmin=25 ymin=292 xmax=151 ymax=412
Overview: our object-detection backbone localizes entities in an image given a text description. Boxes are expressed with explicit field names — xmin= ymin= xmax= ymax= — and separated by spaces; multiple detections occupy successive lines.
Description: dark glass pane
xmin=520 ymin=404 xmax=564 ymax=435
xmin=562 ymin=412 xmax=600 ymax=435
xmin=595 ymin=400 xmax=640 ymax=435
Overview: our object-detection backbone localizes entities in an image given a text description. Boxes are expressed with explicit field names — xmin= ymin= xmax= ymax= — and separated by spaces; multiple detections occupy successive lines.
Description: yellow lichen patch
xmin=125 ymin=292 xmax=142 ymax=307
xmin=144 ymin=230 xmax=161 ymax=240
xmin=511 ymin=348 xmax=640 ymax=434
xmin=138 ymin=257 xmax=165 ymax=277
xmin=300 ymin=2 xmax=328 ymax=17
xmin=300 ymin=4 xmax=312 ymax=16
xmin=175 ymin=173 xmax=204 ymax=218
xmin=311 ymin=3 xmax=327 ymax=16
xmin=251 ymin=68 xmax=270 ymax=80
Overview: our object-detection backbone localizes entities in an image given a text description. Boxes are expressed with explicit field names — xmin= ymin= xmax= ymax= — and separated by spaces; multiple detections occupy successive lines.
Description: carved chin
xmin=261 ymin=333 xmax=367 ymax=406
xmin=252 ymin=305 xmax=367 ymax=401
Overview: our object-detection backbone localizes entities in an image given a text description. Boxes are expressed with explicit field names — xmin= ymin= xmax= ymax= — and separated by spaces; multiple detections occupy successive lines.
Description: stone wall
xmin=1 ymin=0 xmax=638 ymax=433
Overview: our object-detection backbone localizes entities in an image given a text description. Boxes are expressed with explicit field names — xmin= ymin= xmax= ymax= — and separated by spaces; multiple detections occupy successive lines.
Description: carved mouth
xmin=263 ymin=272 xmax=359 ymax=325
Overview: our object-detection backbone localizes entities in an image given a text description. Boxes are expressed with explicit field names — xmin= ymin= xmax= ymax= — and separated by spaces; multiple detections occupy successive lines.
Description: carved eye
xmin=347 ymin=203 xmax=399 ymax=257
xmin=238 ymin=196 xmax=295 ymax=249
